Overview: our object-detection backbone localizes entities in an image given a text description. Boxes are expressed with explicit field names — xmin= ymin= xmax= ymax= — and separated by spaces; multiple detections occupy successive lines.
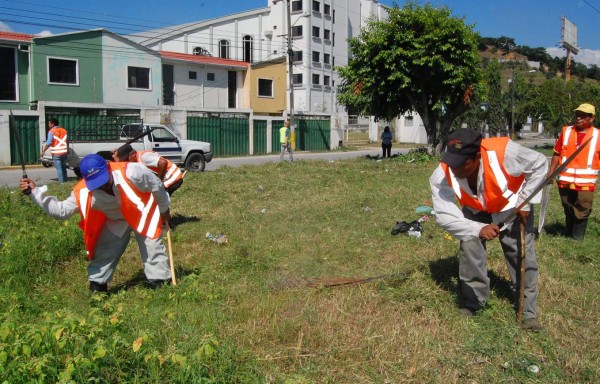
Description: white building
xmin=128 ymin=0 xmax=388 ymax=118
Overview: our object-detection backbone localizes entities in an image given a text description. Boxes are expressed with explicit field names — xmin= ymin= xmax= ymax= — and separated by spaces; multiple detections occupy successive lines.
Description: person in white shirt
xmin=20 ymin=154 xmax=172 ymax=294
xmin=429 ymin=129 xmax=547 ymax=331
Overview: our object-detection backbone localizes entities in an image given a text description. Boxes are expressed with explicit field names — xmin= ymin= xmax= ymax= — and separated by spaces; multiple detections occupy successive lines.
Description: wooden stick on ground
xmin=517 ymin=221 xmax=526 ymax=322
xmin=166 ymin=223 xmax=177 ymax=286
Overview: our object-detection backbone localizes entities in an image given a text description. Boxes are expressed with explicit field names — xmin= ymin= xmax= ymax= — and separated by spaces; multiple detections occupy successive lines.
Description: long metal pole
xmin=510 ymin=66 xmax=515 ymax=140
xmin=286 ymin=0 xmax=295 ymax=149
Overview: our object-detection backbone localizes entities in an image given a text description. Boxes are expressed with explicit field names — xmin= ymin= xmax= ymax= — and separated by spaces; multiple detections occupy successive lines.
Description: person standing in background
xmin=547 ymin=103 xmax=600 ymax=240
xmin=41 ymin=118 xmax=68 ymax=182
xmin=280 ymin=120 xmax=294 ymax=162
xmin=381 ymin=126 xmax=393 ymax=158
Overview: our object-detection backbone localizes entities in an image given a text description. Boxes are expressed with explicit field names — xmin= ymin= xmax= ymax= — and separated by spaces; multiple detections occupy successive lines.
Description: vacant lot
xmin=1 ymin=154 xmax=598 ymax=383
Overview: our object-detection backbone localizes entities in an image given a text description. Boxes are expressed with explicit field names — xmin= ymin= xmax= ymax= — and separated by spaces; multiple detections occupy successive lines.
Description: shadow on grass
xmin=429 ymin=255 xmax=515 ymax=308
xmin=108 ymin=266 xmax=201 ymax=294
xmin=168 ymin=213 xmax=201 ymax=230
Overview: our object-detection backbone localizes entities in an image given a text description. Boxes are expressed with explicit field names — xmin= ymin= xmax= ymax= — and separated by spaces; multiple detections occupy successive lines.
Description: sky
xmin=2 ymin=0 xmax=600 ymax=66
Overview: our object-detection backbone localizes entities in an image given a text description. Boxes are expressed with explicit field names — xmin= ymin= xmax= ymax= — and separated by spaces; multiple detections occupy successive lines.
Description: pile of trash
xmin=206 ymin=232 xmax=228 ymax=244
xmin=391 ymin=215 xmax=429 ymax=238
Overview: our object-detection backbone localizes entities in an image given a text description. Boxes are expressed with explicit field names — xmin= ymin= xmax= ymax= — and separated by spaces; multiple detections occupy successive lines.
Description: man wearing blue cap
xmin=20 ymin=154 xmax=172 ymax=293
xmin=429 ymin=129 xmax=548 ymax=331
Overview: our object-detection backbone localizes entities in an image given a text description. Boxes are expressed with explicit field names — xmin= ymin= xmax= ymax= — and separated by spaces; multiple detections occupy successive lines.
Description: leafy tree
xmin=483 ymin=59 xmax=507 ymax=135
xmin=336 ymin=2 xmax=482 ymax=151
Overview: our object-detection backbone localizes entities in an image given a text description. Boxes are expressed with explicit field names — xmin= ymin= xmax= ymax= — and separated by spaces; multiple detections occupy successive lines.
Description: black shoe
xmin=89 ymin=281 xmax=108 ymax=293
xmin=146 ymin=279 xmax=171 ymax=289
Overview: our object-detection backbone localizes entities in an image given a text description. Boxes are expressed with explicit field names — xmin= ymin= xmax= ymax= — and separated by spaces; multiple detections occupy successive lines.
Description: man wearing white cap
xmin=548 ymin=103 xmax=600 ymax=240
xmin=20 ymin=154 xmax=172 ymax=293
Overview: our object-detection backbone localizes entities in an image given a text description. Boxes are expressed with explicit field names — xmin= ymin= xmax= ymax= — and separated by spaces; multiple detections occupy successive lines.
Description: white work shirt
xmin=138 ymin=151 xmax=161 ymax=168
xmin=429 ymin=140 xmax=548 ymax=241
xmin=30 ymin=163 xmax=170 ymax=238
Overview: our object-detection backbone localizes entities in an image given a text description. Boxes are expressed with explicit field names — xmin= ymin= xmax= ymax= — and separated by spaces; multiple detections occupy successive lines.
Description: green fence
xmin=253 ymin=120 xmax=268 ymax=155
xmin=10 ymin=116 xmax=40 ymax=165
xmin=271 ymin=118 xmax=330 ymax=152
xmin=187 ymin=115 xmax=249 ymax=157
xmin=45 ymin=114 xmax=141 ymax=141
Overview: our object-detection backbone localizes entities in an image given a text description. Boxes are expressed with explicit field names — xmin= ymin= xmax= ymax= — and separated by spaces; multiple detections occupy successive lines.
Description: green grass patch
xmin=0 ymin=156 xmax=598 ymax=382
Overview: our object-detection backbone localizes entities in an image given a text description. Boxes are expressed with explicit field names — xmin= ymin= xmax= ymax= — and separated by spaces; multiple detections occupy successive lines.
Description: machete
xmin=498 ymin=136 xmax=592 ymax=230
xmin=9 ymin=111 xmax=31 ymax=195
xmin=536 ymin=184 xmax=551 ymax=236
xmin=116 ymin=125 xmax=157 ymax=153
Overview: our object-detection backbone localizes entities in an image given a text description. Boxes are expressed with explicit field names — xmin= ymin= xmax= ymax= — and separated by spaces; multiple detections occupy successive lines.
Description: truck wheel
xmin=184 ymin=153 xmax=206 ymax=172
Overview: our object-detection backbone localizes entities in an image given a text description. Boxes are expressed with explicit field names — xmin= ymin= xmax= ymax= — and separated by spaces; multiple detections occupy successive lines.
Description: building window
xmin=292 ymin=50 xmax=303 ymax=62
xmin=48 ymin=57 xmax=78 ymax=85
xmin=189 ymin=71 xmax=197 ymax=80
xmin=333 ymin=10 xmax=336 ymax=23
xmin=332 ymin=56 xmax=335 ymax=66
xmin=323 ymin=53 xmax=330 ymax=65
xmin=219 ymin=40 xmax=230 ymax=59
xmin=312 ymin=26 xmax=320 ymax=38
xmin=324 ymin=29 xmax=331 ymax=41
xmin=312 ymin=51 xmax=320 ymax=63
xmin=127 ymin=66 xmax=150 ymax=89
xmin=324 ymin=4 xmax=331 ymax=15
xmin=324 ymin=75 xmax=330 ymax=86
xmin=243 ymin=35 xmax=253 ymax=63
xmin=333 ymin=33 xmax=335 ymax=46
xmin=292 ymin=73 xmax=303 ymax=84
xmin=258 ymin=78 xmax=273 ymax=97
xmin=291 ymin=0 xmax=302 ymax=12
xmin=292 ymin=25 xmax=303 ymax=37
xmin=193 ymin=46 xmax=210 ymax=56
xmin=312 ymin=0 xmax=320 ymax=12
xmin=312 ymin=74 xmax=320 ymax=85
xmin=207 ymin=72 xmax=215 ymax=81
xmin=0 ymin=47 xmax=17 ymax=101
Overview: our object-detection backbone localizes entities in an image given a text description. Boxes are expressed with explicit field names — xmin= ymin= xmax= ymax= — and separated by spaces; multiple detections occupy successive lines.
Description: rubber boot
xmin=564 ymin=210 xmax=574 ymax=237
xmin=89 ymin=281 xmax=108 ymax=293
xmin=572 ymin=219 xmax=588 ymax=240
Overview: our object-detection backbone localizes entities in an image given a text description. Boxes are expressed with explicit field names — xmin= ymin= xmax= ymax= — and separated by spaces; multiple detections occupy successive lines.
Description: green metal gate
xmin=297 ymin=118 xmax=330 ymax=151
xmin=187 ymin=114 xmax=249 ymax=157
xmin=10 ymin=116 xmax=39 ymax=165
xmin=271 ymin=120 xmax=286 ymax=152
xmin=253 ymin=120 xmax=267 ymax=154
xmin=45 ymin=114 xmax=141 ymax=141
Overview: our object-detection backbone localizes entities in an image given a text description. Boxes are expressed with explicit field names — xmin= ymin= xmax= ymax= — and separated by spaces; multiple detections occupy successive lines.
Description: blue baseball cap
xmin=80 ymin=154 xmax=109 ymax=191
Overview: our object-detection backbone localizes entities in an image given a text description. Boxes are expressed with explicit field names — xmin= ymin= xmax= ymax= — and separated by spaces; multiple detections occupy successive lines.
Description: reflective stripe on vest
xmin=136 ymin=151 xmax=182 ymax=188
xmin=442 ymin=137 xmax=524 ymax=213
xmin=112 ymin=165 xmax=162 ymax=239
xmin=74 ymin=180 xmax=107 ymax=260
xmin=50 ymin=127 xmax=68 ymax=155
xmin=558 ymin=126 xmax=600 ymax=188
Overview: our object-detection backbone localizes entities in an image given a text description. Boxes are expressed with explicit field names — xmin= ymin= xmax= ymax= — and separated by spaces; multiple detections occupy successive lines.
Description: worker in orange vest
xmin=548 ymin=103 xmax=600 ymax=240
xmin=20 ymin=154 xmax=172 ymax=294
xmin=40 ymin=118 xmax=68 ymax=182
xmin=112 ymin=144 xmax=184 ymax=195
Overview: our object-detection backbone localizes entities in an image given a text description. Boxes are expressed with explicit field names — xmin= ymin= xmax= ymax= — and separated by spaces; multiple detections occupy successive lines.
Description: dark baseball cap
xmin=115 ymin=144 xmax=135 ymax=160
xmin=442 ymin=129 xmax=482 ymax=168
xmin=80 ymin=154 xmax=109 ymax=191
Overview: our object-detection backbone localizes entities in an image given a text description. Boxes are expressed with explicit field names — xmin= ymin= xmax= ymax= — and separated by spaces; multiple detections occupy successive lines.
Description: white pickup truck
xmin=42 ymin=122 xmax=212 ymax=177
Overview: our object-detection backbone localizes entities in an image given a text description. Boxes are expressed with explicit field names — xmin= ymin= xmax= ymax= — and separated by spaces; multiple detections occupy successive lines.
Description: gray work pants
xmin=88 ymin=225 xmax=171 ymax=285
xmin=459 ymin=206 xmax=539 ymax=320
xmin=280 ymin=144 xmax=293 ymax=162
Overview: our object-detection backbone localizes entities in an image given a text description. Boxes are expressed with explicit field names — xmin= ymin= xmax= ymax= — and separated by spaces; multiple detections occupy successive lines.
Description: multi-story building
xmin=128 ymin=0 xmax=389 ymax=118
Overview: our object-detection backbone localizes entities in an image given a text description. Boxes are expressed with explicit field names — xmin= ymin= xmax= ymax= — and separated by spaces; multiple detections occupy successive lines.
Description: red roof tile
xmin=0 ymin=31 xmax=33 ymax=43
xmin=159 ymin=50 xmax=250 ymax=68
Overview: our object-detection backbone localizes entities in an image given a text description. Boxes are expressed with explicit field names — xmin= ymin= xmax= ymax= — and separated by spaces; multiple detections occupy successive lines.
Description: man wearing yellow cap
xmin=547 ymin=103 xmax=600 ymax=240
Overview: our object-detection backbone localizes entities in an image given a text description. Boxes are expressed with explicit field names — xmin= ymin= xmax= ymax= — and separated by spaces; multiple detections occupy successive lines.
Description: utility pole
xmin=274 ymin=0 xmax=296 ymax=150
xmin=510 ymin=67 xmax=515 ymax=140
xmin=285 ymin=0 xmax=296 ymax=150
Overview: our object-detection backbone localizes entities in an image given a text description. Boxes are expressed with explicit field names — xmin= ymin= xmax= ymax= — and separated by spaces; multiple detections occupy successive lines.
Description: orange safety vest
xmin=49 ymin=127 xmax=68 ymax=155
xmin=73 ymin=162 xmax=163 ymax=260
xmin=441 ymin=137 xmax=525 ymax=213
xmin=136 ymin=150 xmax=182 ymax=188
xmin=557 ymin=125 xmax=600 ymax=190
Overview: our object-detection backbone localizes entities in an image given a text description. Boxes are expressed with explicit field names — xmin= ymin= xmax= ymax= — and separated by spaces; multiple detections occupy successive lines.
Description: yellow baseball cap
xmin=575 ymin=103 xmax=596 ymax=116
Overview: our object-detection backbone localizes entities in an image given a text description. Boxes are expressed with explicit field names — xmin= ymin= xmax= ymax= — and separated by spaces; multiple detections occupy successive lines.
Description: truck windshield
xmin=151 ymin=128 xmax=177 ymax=143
